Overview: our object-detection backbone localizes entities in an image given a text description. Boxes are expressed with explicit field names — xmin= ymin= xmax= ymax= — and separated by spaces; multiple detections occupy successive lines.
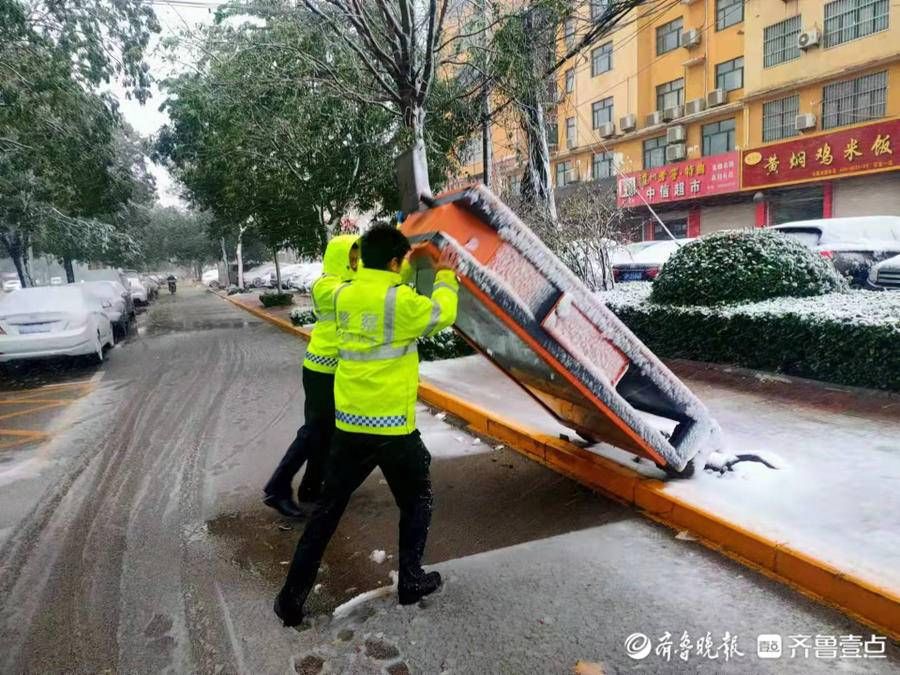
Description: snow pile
xmin=369 ymin=549 xmax=387 ymax=564
xmin=650 ymin=229 xmax=847 ymax=306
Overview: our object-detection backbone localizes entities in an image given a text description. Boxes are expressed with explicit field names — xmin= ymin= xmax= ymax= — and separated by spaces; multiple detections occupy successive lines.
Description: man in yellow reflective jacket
xmin=275 ymin=224 xmax=458 ymax=626
xmin=263 ymin=235 xmax=359 ymax=518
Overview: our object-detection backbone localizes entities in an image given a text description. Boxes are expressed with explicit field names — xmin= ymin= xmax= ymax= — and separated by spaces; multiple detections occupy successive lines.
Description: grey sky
xmin=116 ymin=4 xmax=215 ymax=208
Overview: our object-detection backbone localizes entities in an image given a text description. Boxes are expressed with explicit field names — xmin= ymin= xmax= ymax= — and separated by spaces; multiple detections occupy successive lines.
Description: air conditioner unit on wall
xmin=619 ymin=114 xmax=637 ymax=132
xmin=598 ymin=121 xmax=616 ymax=139
xmin=646 ymin=110 xmax=665 ymax=126
xmin=667 ymin=125 xmax=686 ymax=144
xmin=684 ymin=98 xmax=706 ymax=115
xmin=707 ymin=89 xmax=727 ymax=107
xmin=795 ymin=113 xmax=817 ymax=132
xmin=663 ymin=105 xmax=684 ymax=122
xmin=680 ymin=29 xmax=701 ymax=49
xmin=666 ymin=144 xmax=686 ymax=163
xmin=798 ymin=29 xmax=820 ymax=50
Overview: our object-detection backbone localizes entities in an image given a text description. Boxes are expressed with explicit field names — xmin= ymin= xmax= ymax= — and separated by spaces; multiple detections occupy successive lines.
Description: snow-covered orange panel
xmin=402 ymin=185 xmax=721 ymax=475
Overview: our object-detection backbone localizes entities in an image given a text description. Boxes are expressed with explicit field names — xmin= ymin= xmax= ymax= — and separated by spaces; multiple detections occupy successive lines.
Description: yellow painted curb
xmin=219 ymin=290 xmax=900 ymax=640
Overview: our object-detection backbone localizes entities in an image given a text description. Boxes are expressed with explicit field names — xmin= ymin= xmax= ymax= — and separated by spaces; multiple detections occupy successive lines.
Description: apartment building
xmin=456 ymin=0 xmax=900 ymax=240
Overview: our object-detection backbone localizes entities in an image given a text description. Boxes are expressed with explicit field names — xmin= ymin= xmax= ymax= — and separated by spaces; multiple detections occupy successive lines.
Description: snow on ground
xmin=421 ymin=354 xmax=900 ymax=593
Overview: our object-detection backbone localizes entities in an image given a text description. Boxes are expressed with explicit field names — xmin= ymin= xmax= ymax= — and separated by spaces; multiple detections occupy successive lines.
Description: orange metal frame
xmin=403 ymin=203 xmax=668 ymax=467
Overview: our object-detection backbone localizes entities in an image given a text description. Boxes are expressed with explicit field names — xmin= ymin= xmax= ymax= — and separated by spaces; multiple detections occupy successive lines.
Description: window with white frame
xmin=764 ymin=16 xmax=801 ymax=68
xmin=824 ymin=0 xmax=889 ymax=48
xmin=822 ymin=70 xmax=887 ymax=129
xmin=565 ymin=68 xmax=575 ymax=94
xmin=762 ymin=95 xmax=800 ymax=142
xmin=716 ymin=57 xmax=744 ymax=92
xmin=592 ymin=97 xmax=614 ymax=128
xmin=656 ymin=17 xmax=683 ymax=55
xmin=592 ymin=151 xmax=614 ymax=179
xmin=716 ymin=0 xmax=743 ymax=31
xmin=656 ymin=78 xmax=684 ymax=111
xmin=591 ymin=42 xmax=612 ymax=76
xmin=565 ymin=117 xmax=576 ymax=146
xmin=643 ymin=136 xmax=666 ymax=169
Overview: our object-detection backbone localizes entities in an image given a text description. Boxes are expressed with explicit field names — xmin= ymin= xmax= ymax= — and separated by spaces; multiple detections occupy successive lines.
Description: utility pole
xmin=480 ymin=0 xmax=492 ymax=187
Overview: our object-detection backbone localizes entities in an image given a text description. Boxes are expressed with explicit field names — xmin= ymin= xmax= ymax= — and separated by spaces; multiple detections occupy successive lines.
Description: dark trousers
xmin=264 ymin=367 xmax=335 ymax=502
xmin=281 ymin=429 xmax=433 ymax=604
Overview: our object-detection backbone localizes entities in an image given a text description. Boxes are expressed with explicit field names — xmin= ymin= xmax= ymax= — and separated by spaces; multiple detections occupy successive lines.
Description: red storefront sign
xmin=617 ymin=151 xmax=740 ymax=208
xmin=742 ymin=118 xmax=899 ymax=189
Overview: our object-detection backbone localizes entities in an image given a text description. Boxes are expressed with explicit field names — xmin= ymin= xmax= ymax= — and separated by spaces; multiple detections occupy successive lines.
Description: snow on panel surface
xmin=485 ymin=244 xmax=556 ymax=315
xmin=455 ymin=185 xmax=720 ymax=468
xmin=542 ymin=295 xmax=629 ymax=386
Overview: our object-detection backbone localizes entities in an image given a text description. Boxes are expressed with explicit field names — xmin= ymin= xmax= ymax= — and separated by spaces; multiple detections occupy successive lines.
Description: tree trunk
xmin=236 ymin=227 xmax=245 ymax=289
xmin=404 ymin=102 xmax=432 ymax=197
xmin=273 ymin=249 xmax=282 ymax=291
xmin=1 ymin=233 xmax=28 ymax=288
xmin=22 ymin=241 xmax=35 ymax=287
xmin=521 ymin=101 xmax=557 ymax=225
xmin=219 ymin=236 xmax=230 ymax=284
xmin=63 ymin=257 xmax=76 ymax=284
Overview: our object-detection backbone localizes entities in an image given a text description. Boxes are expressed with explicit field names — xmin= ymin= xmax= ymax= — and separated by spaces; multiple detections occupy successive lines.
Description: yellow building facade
xmin=457 ymin=0 xmax=900 ymax=240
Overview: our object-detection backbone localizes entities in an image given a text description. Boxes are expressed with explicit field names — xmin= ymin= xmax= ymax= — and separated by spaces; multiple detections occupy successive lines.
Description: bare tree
xmin=300 ymin=0 xmax=456 ymax=195
xmin=507 ymin=181 xmax=628 ymax=291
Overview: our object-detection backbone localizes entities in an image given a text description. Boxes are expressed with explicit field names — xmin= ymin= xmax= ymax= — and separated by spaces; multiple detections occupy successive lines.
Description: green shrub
xmin=605 ymin=285 xmax=900 ymax=391
xmin=290 ymin=308 xmax=317 ymax=326
xmin=418 ymin=328 xmax=475 ymax=361
xmin=260 ymin=292 xmax=293 ymax=308
xmin=651 ymin=229 xmax=847 ymax=306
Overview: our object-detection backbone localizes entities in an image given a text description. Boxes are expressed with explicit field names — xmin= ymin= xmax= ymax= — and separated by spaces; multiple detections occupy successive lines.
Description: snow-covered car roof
xmin=0 ymin=285 xmax=93 ymax=313
xmin=770 ymin=216 xmax=900 ymax=245
xmin=613 ymin=238 xmax=694 ymax=266
xmin=81 ymin=280 xmax=126 ymax=297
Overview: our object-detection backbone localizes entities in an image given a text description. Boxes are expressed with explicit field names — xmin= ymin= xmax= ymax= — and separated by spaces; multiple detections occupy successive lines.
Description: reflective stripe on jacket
xmin=334 ymin=267 xmax=459 ymax=435
xmin=304 ymin=235 xmax=358 ymax=374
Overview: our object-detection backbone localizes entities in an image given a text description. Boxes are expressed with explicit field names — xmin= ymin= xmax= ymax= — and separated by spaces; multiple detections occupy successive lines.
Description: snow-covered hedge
xmin=290 ymin=308 xmax=316 ymax=326
xmin=418 ymin=328 xmax=474 ymax=362
xmin=260 ymin=291 xmax=293 ymax=308
xmin=651 ymin=230 xmax=847 ymax=306
xmin=604 ymin=284 xmax=900 ymax=391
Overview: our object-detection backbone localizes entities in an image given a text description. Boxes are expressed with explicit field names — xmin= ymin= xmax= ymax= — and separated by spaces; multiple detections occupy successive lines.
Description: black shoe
xmin=263 ymin=494 xmax=307 ymax=518
xmin=274 ymin=591 xmax=304 ymax=627
xmin=398 ymin=571 xmax=442 ymax=606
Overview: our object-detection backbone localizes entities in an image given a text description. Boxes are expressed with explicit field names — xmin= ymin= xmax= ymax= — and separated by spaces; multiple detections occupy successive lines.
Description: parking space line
xmin=0 ymin=402 xmax=71 ymax=422
xmin=0 ymin=429 xmax=49 ymax=450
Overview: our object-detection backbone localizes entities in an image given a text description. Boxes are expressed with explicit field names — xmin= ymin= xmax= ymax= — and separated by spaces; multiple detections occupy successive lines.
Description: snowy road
xmin=0 ymin=287 xmax=896 ymax=673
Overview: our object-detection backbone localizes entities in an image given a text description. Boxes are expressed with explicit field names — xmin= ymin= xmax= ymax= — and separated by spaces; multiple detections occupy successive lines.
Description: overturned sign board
xmin=401 ymin=185 xmax=720 ymax=476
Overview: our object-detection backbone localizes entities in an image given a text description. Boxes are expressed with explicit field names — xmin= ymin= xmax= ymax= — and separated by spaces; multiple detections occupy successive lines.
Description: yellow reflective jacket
xmin=333 ymin=267 xmax=459 ymax=435
xmin=303 ymin=235 xmax=358 ymax=374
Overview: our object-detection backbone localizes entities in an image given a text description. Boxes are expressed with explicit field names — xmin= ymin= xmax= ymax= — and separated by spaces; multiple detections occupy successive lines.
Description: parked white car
xmin=867 ymin=253 xmax=900 ymax=290
xmin=126 ymin=275 xmax=149 ymax=305
xmin=81 ymin=280 xmax=132 ymax=337
xmin=2 ymin=275 xmax=21 ymax=292
xmin=612 ymin=239 xmax=694 ymax=282
xmin=769 ymin=216 xmax=900 ymax=286
xmin=0 ymin=286 xmax=114 ymax=364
